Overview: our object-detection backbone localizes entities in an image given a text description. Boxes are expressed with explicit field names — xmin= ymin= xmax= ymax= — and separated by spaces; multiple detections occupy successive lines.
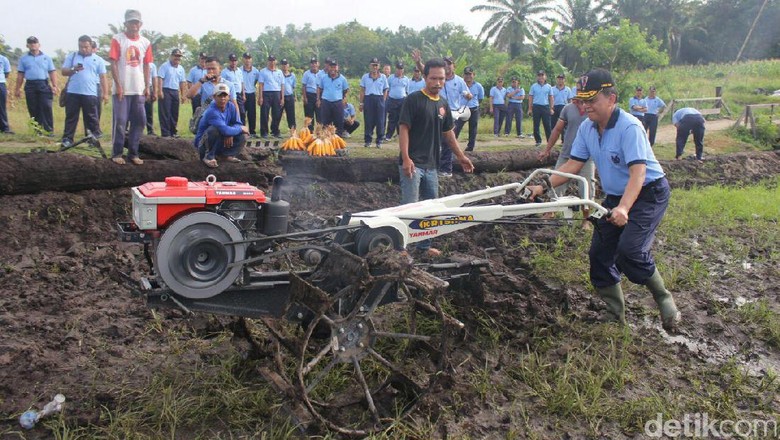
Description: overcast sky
xmin=2 ymin=0 xmax=497 ymax=53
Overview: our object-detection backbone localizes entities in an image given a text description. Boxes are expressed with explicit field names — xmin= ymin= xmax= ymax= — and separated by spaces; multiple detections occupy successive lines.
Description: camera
xmin=76 ymin=63 xmax=83 ymax=70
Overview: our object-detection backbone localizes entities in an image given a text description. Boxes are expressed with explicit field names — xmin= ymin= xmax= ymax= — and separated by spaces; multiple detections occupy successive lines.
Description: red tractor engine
xmin=122 ymin=175 xmax=290 ymax=299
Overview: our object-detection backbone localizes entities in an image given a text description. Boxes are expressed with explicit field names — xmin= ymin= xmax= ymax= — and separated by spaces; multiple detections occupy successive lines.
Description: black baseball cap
xmin=198 ymin=52 xmax=207 ymax=59
xmin=576 ymin=69 xmax=615 ymax=101
xmin=370 ymin=57 xmax=379 ymax=65
xmin=443 ymin=56 xmax=454 ymax=64
xmin=228 ymin=53 xmax=238 ymax=61
xmin=280 ymin=58 xmax=289 ymax=65
xmin=649 ymin=85 xmax=657 ymax=91
xmin=510 ymin=76 xmax=518 ymax=81
xmin=557 ymin=73 xmax=565 ymax=78
xmin=267 ymin=55 xmax=276 ymax=61
xmin=537 ymin=70 xmax=546 ymax=76
xmin=310 ymin=56 xmax=318 ymax=63
xmin=328 ymin=59 xmax=338 ymax=66
xmin=242 ymin=52 xmax=252 ymax=59
xmin=26 ymin=36 xmax=39 ymax=44
xmin=463 ymin=66 xmax=474 ymax=74
xmin=635 ymin=86 xmax=643 ymax=91
xmin=396 ymin=61 xmax=404 ymax=69
xmin=170 ymin=48 xmax=183 ymax=56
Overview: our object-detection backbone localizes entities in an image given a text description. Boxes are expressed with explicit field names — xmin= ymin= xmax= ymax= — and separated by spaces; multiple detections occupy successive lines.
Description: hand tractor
xmin=118 ymin=170 xmax=608 ymax=436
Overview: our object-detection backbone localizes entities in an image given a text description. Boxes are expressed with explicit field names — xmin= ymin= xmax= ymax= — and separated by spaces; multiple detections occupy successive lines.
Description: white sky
xmin=1 ymin=0 xmax=496 ymax=53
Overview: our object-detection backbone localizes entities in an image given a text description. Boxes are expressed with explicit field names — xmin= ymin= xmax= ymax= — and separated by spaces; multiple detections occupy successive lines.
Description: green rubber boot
xmin=595 ymin=284 xmax=627 ymax=325
xmin=645 ymin=269 xmax=681 ymax=331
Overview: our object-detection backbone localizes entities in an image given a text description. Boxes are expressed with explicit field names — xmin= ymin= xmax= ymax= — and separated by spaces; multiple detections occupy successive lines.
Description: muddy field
xmin=0 ymin=150 xmax=778 ymax=438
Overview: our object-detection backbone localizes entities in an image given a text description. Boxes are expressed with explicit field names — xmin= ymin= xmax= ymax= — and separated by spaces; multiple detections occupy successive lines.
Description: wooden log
xmin=280 ymin=149 xmax=557 ymax=183
xmin=0 ymin=152 xmax=282 ymax=195
xmin=138 ymin=135 xmax=200 ymax=161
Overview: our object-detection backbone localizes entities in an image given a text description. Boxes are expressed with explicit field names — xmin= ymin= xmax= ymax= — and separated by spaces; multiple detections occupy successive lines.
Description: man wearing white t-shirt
xmin=109 ymin=9 xmax=153 ymax=165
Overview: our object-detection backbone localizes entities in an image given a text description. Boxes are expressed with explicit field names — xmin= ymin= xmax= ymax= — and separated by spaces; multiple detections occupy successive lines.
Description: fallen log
xmin=280 ymin=149 xmax=558 ymax=183
xmin=138 ymin=136 xmax=199 ymax=161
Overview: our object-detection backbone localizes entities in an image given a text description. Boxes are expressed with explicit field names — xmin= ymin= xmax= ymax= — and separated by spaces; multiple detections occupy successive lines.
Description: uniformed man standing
xmin=455 ymin=66 xmax=484 ymax=151
xmin=629 ymin=86 xmax=648 ymax=126
xmin=280 ymin=58 xmax=296 ymax=130
xmin=551 ymin=73 xmax=573 ymax=129
xmin=384 ymin=61 xmax=409 ymax=141
xmin=156 ymin=49 xmax=186 ymax=137
xmin=241 ymin=53 xmax=260 ymax=137
xmin=60 ymin=35 xmax=107 ymax=148
xmin=644 ymin=86 xmax=666 ymax=146
xmin=258 ymin=55 xmax=284 ymax=139
xmin=316 ymin=59 xmax=349 ymax=135
xmin=359 ymin=57 xmax=388 ymax=148
xmin=301 ymin=56 xmax=321 ymax=131
xmin=0 ymin=51 xmax=12 ymax=134
xmin=505 ymin=77 xmax=525 ymax=137
xmin=221 ymin=53 xmax=245 ymax=130
xmin=528 ymin=69 xmax=681 ymax=332
xmin=15 ymin=36 xmax=59 ymax=134
xmin=187 ymin=53 xmax=207 ymax=113
xmin=407 ymin=67 xmax=425 ymax=94
xmin=527 ymin=70 xmax=554 ymax=148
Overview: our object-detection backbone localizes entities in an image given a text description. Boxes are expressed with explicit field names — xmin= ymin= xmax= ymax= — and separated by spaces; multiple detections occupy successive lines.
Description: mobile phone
xmin=77 ymin=63 xmax=83 ymax=69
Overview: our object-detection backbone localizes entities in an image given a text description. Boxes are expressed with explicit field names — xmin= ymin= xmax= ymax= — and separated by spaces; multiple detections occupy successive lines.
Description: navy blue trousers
xmin=589 ymin=177 xmax=670 ymax=288
xmin=24 ymin=80 xmax=54 ymax=132
xmin=384 ymin=97 xmax=404 ymax=139
xmin=282 ymin=95 xmax=295 ymax=130
xmin=244 ymin=92 xmax=256 ymax=135
xmin=454 ymin=106 xmax=479 ymax=150
xmin=363 ymin=94 xmax=386 ymax=145
xmin=506 ymin=102 xmax=523 ymax=136
xmin=320 ymin=99 xmax=344 ymax=135
xmin=158 ymin=88 xmax=180 ymax=137
xmin=532 ymin=105 xmax=552 ymax=144
xmin=0 ymin=83 xmax=10 ymax=132
xmin=304 ymin=92 xmax=320 ymax=131
xmin=492 ymin=104 xmax=506 ymax=135
xmin=261 ymin=91 xmax=282 ymax=136
xmin=551 ymin=104 xmax=565 ymax=131
xmin=644 ymin=113 xmax=659 ymax=146
xmin=198 ymin=126 xmax=245 ymax=160
xmin=676 ymin=114 xmax=705 ymax=160
xmin=63 ymin=93 xmax=99 ymax=142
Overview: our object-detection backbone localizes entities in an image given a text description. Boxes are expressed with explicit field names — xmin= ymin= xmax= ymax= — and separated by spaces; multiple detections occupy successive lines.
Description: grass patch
xmin=739 ymin=300 xmax=780 ymax=348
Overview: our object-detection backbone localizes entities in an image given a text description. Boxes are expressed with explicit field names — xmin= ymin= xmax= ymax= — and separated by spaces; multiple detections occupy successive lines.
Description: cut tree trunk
xmin=280 ymin=149 xmax=558 ymax=183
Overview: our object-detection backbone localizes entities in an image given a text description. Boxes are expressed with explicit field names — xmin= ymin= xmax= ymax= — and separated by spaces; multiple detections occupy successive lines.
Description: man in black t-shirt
xmin=398 ymin=58 xmax=475 ymax=257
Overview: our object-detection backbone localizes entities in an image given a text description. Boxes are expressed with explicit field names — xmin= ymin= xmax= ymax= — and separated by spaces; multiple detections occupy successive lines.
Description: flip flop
xmin=202 ymin=158 xmax=218 ymax=168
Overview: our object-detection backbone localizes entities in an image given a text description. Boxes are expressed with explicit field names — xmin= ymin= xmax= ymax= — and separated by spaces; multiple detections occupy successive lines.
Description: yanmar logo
xmin=409 ymin=215 xmax=475 ymax=230
xmin=215 ymin=190 xmax=255 ymax=196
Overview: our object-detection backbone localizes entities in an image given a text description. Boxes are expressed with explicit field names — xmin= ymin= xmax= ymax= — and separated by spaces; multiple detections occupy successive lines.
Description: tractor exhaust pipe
xmin=262 ymin=176 xmax=290 ymax=236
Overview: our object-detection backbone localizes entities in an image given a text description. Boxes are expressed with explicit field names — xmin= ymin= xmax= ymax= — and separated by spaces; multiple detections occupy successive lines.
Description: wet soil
xmin=0 ymin=150 xmax=778 ymax=438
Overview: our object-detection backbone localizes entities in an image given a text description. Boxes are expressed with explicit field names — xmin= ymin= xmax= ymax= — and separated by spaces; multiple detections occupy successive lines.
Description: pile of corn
xmin=281 ymin=119 xmax=346 ymax=156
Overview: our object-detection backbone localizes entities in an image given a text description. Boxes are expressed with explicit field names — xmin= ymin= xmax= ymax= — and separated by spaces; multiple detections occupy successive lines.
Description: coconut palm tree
xmin=471 ymin=0 xmax=556 ymax=59
xmin=556 ymin=0 xmax=608 ymax=33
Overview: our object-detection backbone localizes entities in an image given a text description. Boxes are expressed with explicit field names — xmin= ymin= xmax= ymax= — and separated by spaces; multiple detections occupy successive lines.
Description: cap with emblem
xmin=395 ymin=61 xmax=404 ymax=69
xmin=576 ymin=68 xmax=615 ymax=101
xmin=267 ymin=55 xmax=276 ymax=61
xmin=26 ymin=36 xmax=39 ymax=44
xmin=171 ymin=48 xmax=183 ymax=57
xmin=635 ymin=85 xmax=643 ymax=91
xmin=213 ymin=83 xmax=230 ymax=96
xmin=310 ymin=56 xmax=318 ymax=63
xmin=198 ymin=52 xmax=207 ymax=59
xmin=463 ymin=66 xmax=474 ymax=74
xmin=124 ymin=9 xmax=142 ymax=23
xmin=443 ymin=56 xmax=454 ymax=64
xmin=557 ymin=73 xmax=565 ymax=79
xmin=329 ymin=59 xmax=338 ymax=66
xmin=370 ymin=57 xmax=379 ymax=65
xmin=242 ymin=52 xmax=252 ymax=59
xmin=280 ymin=58 xmax=289 ymax=65
xmin=537 ymin=70 xmax=546 ymax=76
xmin=228 ymin=53 xmax=238 ymax=61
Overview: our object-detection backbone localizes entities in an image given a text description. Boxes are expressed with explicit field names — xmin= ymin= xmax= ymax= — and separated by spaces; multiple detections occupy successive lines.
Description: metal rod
xmin=302 ymin=339 xmax=335 ymax=375
xmin=374 ymin=331 xmax=432 ymax=342
xmin=305 ymin=357 xmax=338 ymax=394
xmin=352 ymin=356 xmax=380 ymax=423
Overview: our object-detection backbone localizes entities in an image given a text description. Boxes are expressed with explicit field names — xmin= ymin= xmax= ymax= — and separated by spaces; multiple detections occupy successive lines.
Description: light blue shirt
xmin=489 ymin=86 xmax=506 ymax=105
xmin=407 ymin=78 xmax=425 ymax=94
xmin=672 ymin=107 xmax=702 ymax=125
xmin=18 ymin=52 xmax=56 ymax=80
xmin=283 ymin=73 xmax=296 ymax=97
xmin=62 ymin=52 xmax=106 ymax=96
xmin=157 ymin=61 xmax=186 ymax=90
xmin=199 ymin=79 xmax=236 ymax=106
xmin=344 ymin=102 xmax=356 ymax=118
xmin=629 ymin=96 xmax=648 ymax=117
xmin=360 ymin=73 xmax=388 ymax=96
xmin=302 ymin=69 xmax=320 ymax=94
xmin=187 ymin=65 xmax=206 ymax=84
xmin=529 ymin=82 xmax=554 ymax=106
xmin=194 ymin=100 xmax=243 ymax=147
xmin=465 ymin=81 xmax=484 ymax=108
xmin=441 ymin=74 xmax=468 ymax=110
xmin=645 ymin=97 xmax=666 ymax=115
xmin=0 ymin=55 xmax=11 ymax=83
xmin=259 ymin=67 xmax=284 ymax=92
xmin=147 ymin=63 xmax=157 ymax=88
xmin=242 ymin=66 xmax=260 ymax=94
xmin=506 ymin=86 xmax=525 ymax=104
xmin=221 ymin=67 xmax=244 ymax=94
xmin=553 ymin=86 xmax=573 ymax=106
xmin=388 ymin=74 xmax=409 ymax=99
xmin=571 ymin=108 xmax=665 ymax=196
xmin=319 ymin=74 xmax=349 ymax=102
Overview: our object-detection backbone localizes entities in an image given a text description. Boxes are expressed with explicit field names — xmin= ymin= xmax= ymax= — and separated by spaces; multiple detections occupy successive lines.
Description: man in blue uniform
xmin=194 ymin=83 xmax=248 ymax=168
xmin=455 ymin=66 xmax=484 ymax=151
xmin=629 ymin=86 xmax=647 ymax=125
xmin=302 ymin=56 xmax=321 ymax=131
xmin=528 ymin=69 xmax=681 ymax=332
xmin=221 ymin=53 xmax=245 ymax=132
xmin=673 ymin=107 xmax=705 ymax=161
xmin=185 ymin=57 xmax=237 ymax=109
xmin=527 ymin=70 xmax=554 ymax=148
xmin=407 ymin=67 xmax=425 ymax=94
xmin=489 ymin=77 xmax=507 ymax=136
xmin=317 ymin=59 xmax=349 ymax=135
xmin=551 ymin=73 xmax=572 ymax=129
xmin=359 ymin=57 xmax=388 ymax=148
xmin=258 ymin=55 xmax=284 ymax=139
xmin=15 ymin=36 xmax=59 ymax=134
xmin=385 ymin=61 xmax=409 ymax=141
xmin=187 ymin=53 xmax=207 ymax=114
xmin=280 ymin=59 xmax=296 ymax=131
xmin=60 ymin=35 xmax=107 ymax=148
xmin=156 ymin=48 xmax=186 ymax=137
xmin=505 ymin=77 xmax=525 ymax=137
xmin=343 ymin=102 xmax=360 ymax=136
xmin=241 ymin=53 xmax=260 ymax=137
xmin=0 ymin=52 xmax=13 ymax=134
xmin=644 ymin=86 xmax=666 ymax=146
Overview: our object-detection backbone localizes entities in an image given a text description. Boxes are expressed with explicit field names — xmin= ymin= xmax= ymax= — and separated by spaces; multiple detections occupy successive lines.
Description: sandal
xmin=111 ymin=157 xmax=126 ymax=165
xmin=202 ymin=158 xmax=218 ymax=168
xmin=223 ymin=156 xmax=241 ymax=163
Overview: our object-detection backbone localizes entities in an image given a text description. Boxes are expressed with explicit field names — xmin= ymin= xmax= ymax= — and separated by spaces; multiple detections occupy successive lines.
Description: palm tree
xmin=556 ymin=0 xmax=608 ymax=33
xmin=471 ymin=0 xmax=555 ymax=59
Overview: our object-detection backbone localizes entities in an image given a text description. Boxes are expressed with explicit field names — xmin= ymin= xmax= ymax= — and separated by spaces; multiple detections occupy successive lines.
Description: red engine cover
xmin=135 ymin=177 xmax=267 ymax=229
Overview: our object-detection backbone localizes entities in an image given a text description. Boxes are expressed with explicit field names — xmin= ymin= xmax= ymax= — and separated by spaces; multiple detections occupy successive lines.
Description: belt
xmin=26 ymin=79 xmax=48 ymax=82
xmin=606 ymin=177 xmax=666 ymax=199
